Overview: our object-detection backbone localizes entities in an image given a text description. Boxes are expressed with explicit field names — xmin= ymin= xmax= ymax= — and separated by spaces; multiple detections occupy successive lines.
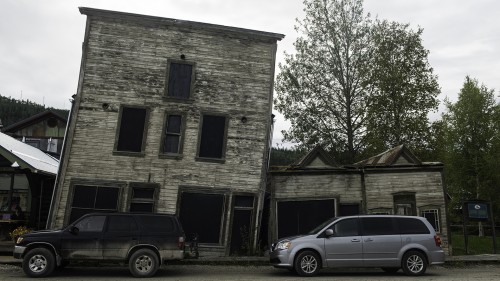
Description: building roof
xmin=0 ymin=132 xmax=59 ymax=175
xmin=2 ymin=110 xmax=67 ymax=133
xmin=290 ymin=145 xmax=338 ymax=169
xmin=79 ymin=7 xmax=285 ymax=41
xmin=354 ymin=144 xmax=422 ymax=167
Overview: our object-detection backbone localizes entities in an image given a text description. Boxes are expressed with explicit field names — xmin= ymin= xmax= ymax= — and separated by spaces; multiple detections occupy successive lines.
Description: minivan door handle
xmin=364 ymin=238 xmax=373 ymax=242
xmin=351 ymin=239 xmax=361 ymax=242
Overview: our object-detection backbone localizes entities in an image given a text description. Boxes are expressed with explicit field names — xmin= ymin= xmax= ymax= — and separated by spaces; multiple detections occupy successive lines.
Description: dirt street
xmin=1 ymin=264 xmax=500 ymax=280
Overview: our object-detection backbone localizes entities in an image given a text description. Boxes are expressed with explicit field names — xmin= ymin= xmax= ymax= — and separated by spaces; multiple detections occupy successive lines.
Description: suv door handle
xmin=351 ymin=239 xmax=361 ymax=242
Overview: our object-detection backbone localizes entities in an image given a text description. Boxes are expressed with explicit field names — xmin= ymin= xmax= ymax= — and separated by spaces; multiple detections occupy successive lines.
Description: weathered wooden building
xmin=268 ymin=145 xmax=450 ymax=254
xmin=48 ymin=8 xmax=284 ymax=256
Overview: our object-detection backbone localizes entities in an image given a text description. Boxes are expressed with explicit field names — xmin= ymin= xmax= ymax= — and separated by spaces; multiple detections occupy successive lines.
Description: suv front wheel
xmin=129 ymin=248 xmax=160 ymax=278
xmin=22 ymin=247 xmax=56 ymax=277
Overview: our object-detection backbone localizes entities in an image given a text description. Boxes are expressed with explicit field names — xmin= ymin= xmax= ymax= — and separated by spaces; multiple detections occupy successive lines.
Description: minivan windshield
xmin=308 ymin=217 xmax=337 ymax=234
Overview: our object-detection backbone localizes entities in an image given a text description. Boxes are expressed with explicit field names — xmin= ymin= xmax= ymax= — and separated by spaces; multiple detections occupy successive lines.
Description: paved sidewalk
xmin=1 ymin=253 xmax=499 ymax=266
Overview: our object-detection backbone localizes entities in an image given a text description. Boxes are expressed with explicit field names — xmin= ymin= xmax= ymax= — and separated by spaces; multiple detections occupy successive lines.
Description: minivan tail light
xmin=434 ymin=235 xmax=442 ymax=247
xmin=178 ymin=236 xmax=185 ymax=250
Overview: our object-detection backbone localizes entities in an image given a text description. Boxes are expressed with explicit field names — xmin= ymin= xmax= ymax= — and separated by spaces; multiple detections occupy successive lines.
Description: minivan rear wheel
xmin=294 ymin=250 xmax=320 ymax=276
xmin=402 ymin=250 xmax=427 ymax=276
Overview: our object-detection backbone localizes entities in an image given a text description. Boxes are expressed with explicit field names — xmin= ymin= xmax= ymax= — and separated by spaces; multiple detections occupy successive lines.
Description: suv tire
xmin=294 ymin=250 xmax=320 ymax=276
xmin=129 ymin=249 xmax=159 ymax=278
xmin=22 ymin=247 xmax=56 ymax=277
xmin=402 ymin=250 xmax=427 ymax=276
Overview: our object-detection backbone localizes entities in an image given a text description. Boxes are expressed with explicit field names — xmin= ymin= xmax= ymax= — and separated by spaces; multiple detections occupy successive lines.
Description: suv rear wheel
xmin=129 ymin=249 xmax=159 ymax=277
xmin=294 ymin=250 xmax=320 ymax=276
xmin=402 ymin=250 xmax=427 ymax=276
xmin=22 ymin=247 xmax=56 ymax=277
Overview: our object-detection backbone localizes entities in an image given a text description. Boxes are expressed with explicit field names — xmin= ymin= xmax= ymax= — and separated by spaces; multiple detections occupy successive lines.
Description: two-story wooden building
xmin=48 ymin=8 xmax=284 ymax=256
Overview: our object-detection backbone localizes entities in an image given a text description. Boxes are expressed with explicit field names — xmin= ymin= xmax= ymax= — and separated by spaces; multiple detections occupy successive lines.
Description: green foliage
xmin=275 ymin=0 xmax=438 ymax=164
xmin=451 ymin=233 xmax=500 ymax=255
xmin=442 ymin=77 xmax=500 ymax=220
xmin=364 ymin=20 xmax=440 ymax=156
xmin=0 ymin=95 xmax=68 ymax=127
xmin=270 ymin=147 xmax=307 ymax=166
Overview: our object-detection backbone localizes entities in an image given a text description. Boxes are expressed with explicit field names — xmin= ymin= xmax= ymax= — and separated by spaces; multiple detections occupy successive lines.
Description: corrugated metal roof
xmin=354 ymin=144 xmax=422 ymax=167
xmin=0 ymin=132 xmax=59 ymax=175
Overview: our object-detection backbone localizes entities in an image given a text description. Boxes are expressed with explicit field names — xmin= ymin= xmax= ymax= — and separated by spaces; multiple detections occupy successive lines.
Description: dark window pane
xmin=69 ymin=208 xmax=93 ymax=224
xmin=397 ymin=218 xmax=430 ymax=234
xmin=117 ymin=107 xmax=146 ymax=152
xmin=168 ymin=63 xmax=192 ymax=99
xmin=339 ymin=204 xmax=360 ymax=216
xmin=199 ymin=115 xmax=226 ymax=159
xmin=72 ymin=185 xmax=97 ymax=208
xmin=130 ymin=202 xmax=154 ymax=213
xmin=179 ymin=192 xmax=224 ymax=243
xmin=361 ymin=217 xmax=396 ymax=235
xmin=165 ymin=135 xmax=180 ymax=153
xmin=234 ymin=196 xmax=254 ymax=208
xmin=167 ymin=115 xmax=182 ymax=133
xmin=277 ymin=199 xmax=335 ymax=238
xmin=107 ymin=216 xmax=138 ymax=232
xmin=138 ymin=215 xmax=174 ymax=232
xmin=95 ymin=187 xmax=119 ymax=209
xmin=133 ymin=188 xmax=155 ymax=199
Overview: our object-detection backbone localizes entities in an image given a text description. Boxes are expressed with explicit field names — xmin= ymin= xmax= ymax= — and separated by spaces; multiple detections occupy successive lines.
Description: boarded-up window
xmin=179 ymin=192 xmax=224 ymax=244
xmin=162 ymin=114 xmax=183 ymax=154
xmin=277 ymin=199 xmax=335 ymax=238
xmin=116 ymin=107 xmax=147 ymax=153
xmin=129 ymin=185 xmax=157 ymax=213
xmin=70 ymin=185 xmax=119 ymax=223
xmin=198 ymin=115 xmax=227 ymax=159
xmin=394 ymin=193 xmax=416 ymax=215
xmin=166 ymin=62 xmax=193 ymax=99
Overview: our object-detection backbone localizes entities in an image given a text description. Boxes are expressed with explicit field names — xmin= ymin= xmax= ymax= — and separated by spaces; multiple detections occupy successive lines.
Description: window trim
xmin=164 ymin=59 xmax=196 ymax=102
xmin=420 ymin=207 xmax=441 ymax=233
xmin=159 ymin=111 xmax=186 ymax=159
xmin=113 ymin=105 xmax=150 ymax=157
xmin=196 ymin=113 xmax=229 ymax=163
xmin=393 ymin=192 xmax=416 ymax=216
xmin=128 ymin=182 xmax=159 ymax=213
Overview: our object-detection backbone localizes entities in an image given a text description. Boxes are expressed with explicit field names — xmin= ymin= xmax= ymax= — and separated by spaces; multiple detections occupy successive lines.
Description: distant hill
xmin=0 ymin=95 xmax=69 ymax=128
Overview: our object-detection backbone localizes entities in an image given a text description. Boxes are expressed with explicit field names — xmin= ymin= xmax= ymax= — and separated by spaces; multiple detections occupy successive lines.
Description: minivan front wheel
xmin=402 ymin=250 xmax=427 ymax=276
xmin=129 ymin=249 xmax=159 ymax=278
xmin=294 ymin=250 xmax=321 ymax=276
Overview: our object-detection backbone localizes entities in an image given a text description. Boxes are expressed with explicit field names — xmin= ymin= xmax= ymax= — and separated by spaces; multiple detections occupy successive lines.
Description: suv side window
xmin=107 ymin=215 xmax=138 ymax=232
xmin=138 ymin=215 xmax=175 ymax=233
xmin=396 ymin=218 xmax=430 ymax=234
xmin=361 ymin=217 xmax=396 ymax=235
xmin=329 ymin=218 xmax=359 ymax=237
xmin=74 ymin=215 xmax=106 ymax=232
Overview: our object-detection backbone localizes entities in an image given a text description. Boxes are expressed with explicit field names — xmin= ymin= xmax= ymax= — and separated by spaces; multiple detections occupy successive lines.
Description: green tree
xmin=275 ymin=0 xmax=373 ymax=164
xmin=442 ymin=77 xmax=500 ymax=223
xmin=364 ymin=20 xmax=440 ymax=157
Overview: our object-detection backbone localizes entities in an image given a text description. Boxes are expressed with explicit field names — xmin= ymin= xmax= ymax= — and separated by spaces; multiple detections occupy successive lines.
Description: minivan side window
xmin=361 ymin=217 xmax=396 ymax=235
xmin=396 ymin=218 xmax=430 ymax=234
xmin=329 ymin=218 xmax=359 ymax=237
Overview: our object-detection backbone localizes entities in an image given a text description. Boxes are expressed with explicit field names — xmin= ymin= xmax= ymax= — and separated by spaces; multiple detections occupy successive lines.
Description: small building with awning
xmin=0 ymin=132 xmax=59 ymax=237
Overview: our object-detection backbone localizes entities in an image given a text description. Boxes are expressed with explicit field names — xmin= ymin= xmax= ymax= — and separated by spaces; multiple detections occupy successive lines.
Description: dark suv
xmin=14 ymin=213 xmax=185 ymax=278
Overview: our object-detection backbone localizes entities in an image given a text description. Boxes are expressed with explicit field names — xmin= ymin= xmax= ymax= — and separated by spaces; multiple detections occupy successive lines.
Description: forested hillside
xmin=0 ymin=95 xmax=69 ymax=127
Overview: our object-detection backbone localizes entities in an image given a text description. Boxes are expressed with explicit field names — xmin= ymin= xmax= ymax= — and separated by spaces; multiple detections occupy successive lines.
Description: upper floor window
xmin=161 ymin=113 xmax=185 ymax=156
xmin=129 ymin=184 xmax=158 ymax=213
xmin=197 ymin=114 xmax=228 ymax=161
xmin=115 ymin=106 xmax=148 ymax=155
xmin=165 ymin=60 xmax=195 ymax=100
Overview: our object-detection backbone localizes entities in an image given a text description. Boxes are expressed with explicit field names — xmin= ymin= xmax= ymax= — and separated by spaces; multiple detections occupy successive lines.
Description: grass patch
xmin=452 ymin=233 xmax=500 ymax=255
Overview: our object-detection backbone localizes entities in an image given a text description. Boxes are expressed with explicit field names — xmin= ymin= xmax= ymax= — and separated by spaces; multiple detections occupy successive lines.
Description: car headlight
xmin=16 ymin=237 xmax=23 ymax=244
xmin=276 ymin=240 xmax=291 ymax=250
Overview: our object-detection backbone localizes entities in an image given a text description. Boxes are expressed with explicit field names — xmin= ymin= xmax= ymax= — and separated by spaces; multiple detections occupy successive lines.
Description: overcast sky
xmin=1 ymin=0 xmax=499 ymax=147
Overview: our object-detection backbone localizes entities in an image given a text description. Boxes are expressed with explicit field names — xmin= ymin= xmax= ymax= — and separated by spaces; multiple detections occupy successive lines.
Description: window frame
xmin=159 ymin=111 xmax=186 ymax=159
xmin=393 ymin=192 xmax=416 ymax=216
xmin=164 ymin=59 xmax=196 ymax=101
xmin=128 ymin=183 xmax=159 ymax=213
xmin=420 ymin=207 xmax=441 ymax=233
xmin=196 ymin=113 xmax=229 ymax=163
xmin=113 ymin=105 xmax=149 ymax=157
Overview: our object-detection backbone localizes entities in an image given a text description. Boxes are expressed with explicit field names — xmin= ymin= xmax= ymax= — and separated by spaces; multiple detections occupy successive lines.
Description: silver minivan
xmin=270 ymin=215 xmax=445 ymax=276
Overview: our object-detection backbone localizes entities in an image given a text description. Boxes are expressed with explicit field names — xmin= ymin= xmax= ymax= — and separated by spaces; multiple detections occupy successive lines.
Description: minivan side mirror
xmin=69 ymin=226 xmax=80 ymax=235
xmin=325 ymin=229 xmax=334 ymax=237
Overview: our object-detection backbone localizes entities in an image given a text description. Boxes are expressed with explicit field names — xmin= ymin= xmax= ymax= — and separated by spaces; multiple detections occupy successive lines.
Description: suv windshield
xmin=308 ymin=217 xmax=337 ymax=234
